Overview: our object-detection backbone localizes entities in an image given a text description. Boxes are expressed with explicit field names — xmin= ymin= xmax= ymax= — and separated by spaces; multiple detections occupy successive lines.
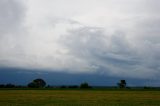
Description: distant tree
xmin=60 ymin=85 xmax=67 ymax=88
xmin=28 ymin=82 xmax=36 ymax=88
xmin=117 ymin=80 xmax=126 ymax=88
xmin=68 ymin=85 xmax=79 ymax=88
xmin=80 ymin=82 xmax=91 ymax=88
xmin=28 ymin=78 xmax=46 ymax=88
xmin=0 ymin=84 xmax=5 ymax=88
xmin=5 ymin=84 xmax=15 ymax=88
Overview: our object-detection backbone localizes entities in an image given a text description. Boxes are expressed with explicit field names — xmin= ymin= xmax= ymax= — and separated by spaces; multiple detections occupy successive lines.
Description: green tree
xmin=117 ymin=80 xmax=126 ymax=88
xmin=28 ymin=78 xmax=46 ymax=88
xmin=80 ymin=82 xmax=91 ymax=88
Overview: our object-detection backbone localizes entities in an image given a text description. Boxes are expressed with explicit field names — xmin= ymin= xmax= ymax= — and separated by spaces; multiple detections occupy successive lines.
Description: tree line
xmin=0 ymin=78 xmax=127 ymax=89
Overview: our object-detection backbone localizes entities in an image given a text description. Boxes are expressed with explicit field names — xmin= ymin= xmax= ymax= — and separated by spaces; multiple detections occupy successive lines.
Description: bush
xmin=80 ymin=82 xmax=91 ymax=88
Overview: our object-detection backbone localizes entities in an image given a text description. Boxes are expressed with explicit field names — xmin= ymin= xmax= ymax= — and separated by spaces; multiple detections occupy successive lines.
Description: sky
xmin=0 ymin=0 xmax=160 ymax=86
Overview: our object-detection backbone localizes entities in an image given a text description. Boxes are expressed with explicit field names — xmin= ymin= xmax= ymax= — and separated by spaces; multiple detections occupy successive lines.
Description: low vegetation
xmin=0 ymin=90 xmax=160 ymax=106
xmin=0 ymin=78 xmax=160 ymax=105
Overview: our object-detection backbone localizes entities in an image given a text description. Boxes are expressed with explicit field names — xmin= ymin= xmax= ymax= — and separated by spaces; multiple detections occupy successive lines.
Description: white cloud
xmin=0 ymin=0 xmax=160 ymax=79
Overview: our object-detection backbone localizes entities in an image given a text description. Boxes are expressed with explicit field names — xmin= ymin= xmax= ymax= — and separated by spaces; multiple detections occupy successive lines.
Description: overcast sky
xmin=0 ymin=0 xmax=160 ymax=80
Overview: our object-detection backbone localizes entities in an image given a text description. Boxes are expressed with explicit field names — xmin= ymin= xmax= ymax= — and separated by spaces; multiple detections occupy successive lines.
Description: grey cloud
xmin=0 ymin=0 xmax=27 ymax=67
xmin=0 ymin=0 xmax=25 ymax=34
xmin=0 ymin=0 xmax=159 ymax=80
xmin=60 ymin=25 xmax=160 ymax=79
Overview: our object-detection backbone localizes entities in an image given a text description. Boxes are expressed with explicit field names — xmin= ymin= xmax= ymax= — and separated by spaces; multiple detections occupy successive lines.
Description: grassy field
xmin=0 ymin=89 xmax=160 ymax=106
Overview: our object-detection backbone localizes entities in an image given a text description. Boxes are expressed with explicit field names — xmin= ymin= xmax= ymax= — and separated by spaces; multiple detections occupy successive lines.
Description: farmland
xmin=0 ymin=89 xmax=160 ymax=106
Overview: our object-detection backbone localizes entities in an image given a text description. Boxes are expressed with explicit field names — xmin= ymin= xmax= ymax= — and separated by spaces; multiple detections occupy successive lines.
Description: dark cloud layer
xmin=0 ymin=68 xmax=159 ymax=86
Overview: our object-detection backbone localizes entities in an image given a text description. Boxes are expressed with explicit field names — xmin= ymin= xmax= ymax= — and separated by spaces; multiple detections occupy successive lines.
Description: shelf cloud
xmin=0 ymin=0 xmax=160 ymax=79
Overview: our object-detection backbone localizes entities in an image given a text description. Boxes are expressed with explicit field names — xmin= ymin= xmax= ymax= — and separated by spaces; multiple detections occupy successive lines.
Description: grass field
xmin=0 ymin=89 xmax=160 ymax=106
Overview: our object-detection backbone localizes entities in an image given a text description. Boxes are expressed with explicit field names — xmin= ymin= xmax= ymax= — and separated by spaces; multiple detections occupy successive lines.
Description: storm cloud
xmin=0 ymin=0 xmax=160 ymax=80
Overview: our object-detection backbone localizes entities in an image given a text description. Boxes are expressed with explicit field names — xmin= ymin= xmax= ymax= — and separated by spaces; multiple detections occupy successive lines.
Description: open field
xmin=0 ymin=89 xmax=160 ymax=106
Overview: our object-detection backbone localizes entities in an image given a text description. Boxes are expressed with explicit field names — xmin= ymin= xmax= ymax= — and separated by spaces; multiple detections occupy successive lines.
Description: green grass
xmin=0 ymin=90 xmax=160 ymax=106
